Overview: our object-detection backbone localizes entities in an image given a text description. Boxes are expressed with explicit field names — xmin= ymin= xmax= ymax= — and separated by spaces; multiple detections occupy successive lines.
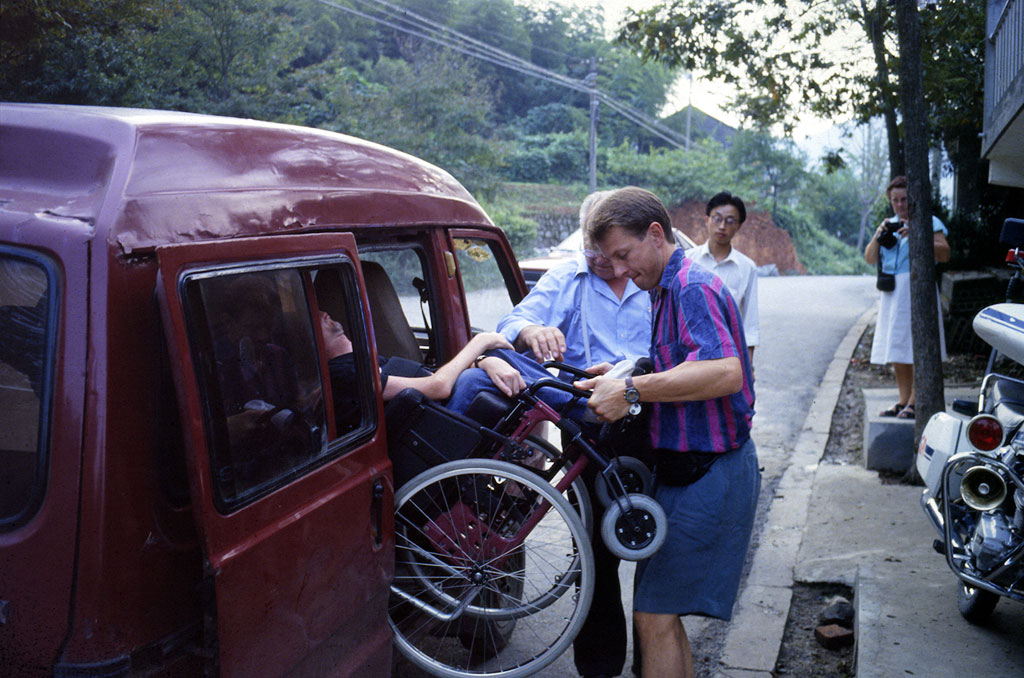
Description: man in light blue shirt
xmin=497 ymin=196 xmax=651 ymax=370
xmin=494 ymin=191 xmax=653 ymax=678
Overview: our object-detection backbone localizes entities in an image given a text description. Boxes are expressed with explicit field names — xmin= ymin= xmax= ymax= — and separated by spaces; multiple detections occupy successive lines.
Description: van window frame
xmin=0 ymin=245 xmax=60 ymax=532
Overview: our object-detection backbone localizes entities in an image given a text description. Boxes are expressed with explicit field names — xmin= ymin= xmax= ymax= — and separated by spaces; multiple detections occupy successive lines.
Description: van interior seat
xmin=313 ymin=261 xmax=422 ymax=365
xmin=360 ymin=261 xmax=422 ymax=363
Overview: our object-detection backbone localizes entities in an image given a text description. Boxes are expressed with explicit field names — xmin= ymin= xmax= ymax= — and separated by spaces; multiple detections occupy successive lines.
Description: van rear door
xmin=155 ymin=233 xmax=393 ymax=678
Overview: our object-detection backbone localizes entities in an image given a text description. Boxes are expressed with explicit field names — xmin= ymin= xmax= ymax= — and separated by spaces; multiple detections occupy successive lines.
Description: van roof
xmin=0 ymin=104 xmax=492 ymax=253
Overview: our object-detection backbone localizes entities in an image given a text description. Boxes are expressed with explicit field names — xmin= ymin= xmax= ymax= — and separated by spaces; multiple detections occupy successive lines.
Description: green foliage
xmin=602 ymin=139 xmax=740 ymax=207
xmin=727 ymin=131 xmax=807 ymax=220
xmin=326 ymin=48 xmax=505 ymax=195
xmin=516 ymin=103 xmax=587 ymax=135
xmin=505 ymin=132 xmax=589 ymax=183
xmin=478 ymin=199 xmax=540 ymax=260
xmin=773 ymin=206 xmax=872 ymax=275
xmin=805 ymin=168 xmax=868 ymax=246
xmin=0 ymin=0 xmax=159 ymax=104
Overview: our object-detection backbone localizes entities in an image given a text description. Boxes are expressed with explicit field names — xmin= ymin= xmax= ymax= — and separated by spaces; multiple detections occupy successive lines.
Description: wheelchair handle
xmin=524 ymin=376 xmax=592 ymax=400
xmin=542 ymin=358 xmax=654 ymax=380
xmin=541 ymin=360 xmax=592 ymax=380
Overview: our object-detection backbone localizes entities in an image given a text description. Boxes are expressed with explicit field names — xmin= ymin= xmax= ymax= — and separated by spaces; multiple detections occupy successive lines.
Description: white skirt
xmin=871 ymin=271 xmax=947 ymax=365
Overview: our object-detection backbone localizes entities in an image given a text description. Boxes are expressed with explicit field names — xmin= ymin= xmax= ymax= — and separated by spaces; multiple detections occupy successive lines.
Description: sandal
xmin=896 ymin=404 xmax=916 ymax=419
xmin=879 ymin=403 xmax=905 ymax=417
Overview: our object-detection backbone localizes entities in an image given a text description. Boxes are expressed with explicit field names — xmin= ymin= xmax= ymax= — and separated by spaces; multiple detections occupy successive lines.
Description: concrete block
xmin=863 ymin=413 xmax=915 ymax=472
xmin=714 ymin=669 xmax=773 ymax=678
xmin=745 ymin=525 xmax=801 ymax=587
xmin=862 ymin=387 xmax=979 ymax=473
xmin=762 ymin=487 xmax=812 ymax=528
xmin=718 ymin=584 xmax=791 ymax=673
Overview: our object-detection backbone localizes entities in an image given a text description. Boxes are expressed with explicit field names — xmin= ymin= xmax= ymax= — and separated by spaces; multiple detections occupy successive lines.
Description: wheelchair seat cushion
xmin=464 ymin=390 xmax=513 ymax=429
xmin=385 ymin=388 xmax=485 ymax=488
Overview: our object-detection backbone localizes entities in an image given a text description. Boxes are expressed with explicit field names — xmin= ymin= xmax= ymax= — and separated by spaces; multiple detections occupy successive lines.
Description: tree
xmin=0 ymin=0 xmax=161 ymax=105
xmin=728 ymin=131 xmax=807 ymax=223
xmin=848 ymin=122 xmax=891 ymax=250
xmin=894 ymin=0 xmax=943 ymax=443
xmin=616 ymin=1 xmax=988 ymax=219
xmin=326 ymin=45 xmax=504 ymax=195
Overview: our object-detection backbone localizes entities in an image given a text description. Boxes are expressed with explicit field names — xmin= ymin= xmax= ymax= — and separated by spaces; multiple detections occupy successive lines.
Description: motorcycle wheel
xmin=956 ymin=581 xmax=999 ymax=624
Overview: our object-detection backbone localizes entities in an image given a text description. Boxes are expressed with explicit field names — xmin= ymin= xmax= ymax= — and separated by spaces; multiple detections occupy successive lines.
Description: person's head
xmin=318 ymin=310 xmax=352 ymax=359
xmin=886 ymin=176 xmax=910 ymax=222
xmin=587 ymin=187 xmax=676 ymax=290
xmin=705 ymin=191 xmax=746 ymax=249
xmin=223 ymin=274 xmax=280 ymax=344
xmin=579 ymin=190 xmax=616 ymax=280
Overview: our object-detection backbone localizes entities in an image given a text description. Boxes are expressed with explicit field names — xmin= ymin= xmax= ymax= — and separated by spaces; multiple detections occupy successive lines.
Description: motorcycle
xmin=917 ymin=217 xmax=1024 ymax=623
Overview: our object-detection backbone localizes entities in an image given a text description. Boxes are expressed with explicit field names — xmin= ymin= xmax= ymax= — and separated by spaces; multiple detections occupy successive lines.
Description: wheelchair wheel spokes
xmin=391 ymin=459 xmax=594 ymax=678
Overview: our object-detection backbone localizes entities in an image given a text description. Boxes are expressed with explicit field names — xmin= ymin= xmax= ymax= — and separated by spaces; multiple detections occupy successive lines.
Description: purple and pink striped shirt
xmin=649 ymin=248 xmax=755 ymax=453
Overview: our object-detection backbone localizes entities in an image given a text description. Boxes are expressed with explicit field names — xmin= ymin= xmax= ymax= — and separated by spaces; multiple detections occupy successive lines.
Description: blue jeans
xmin=445 ymin=348 xmax=586 ymax=418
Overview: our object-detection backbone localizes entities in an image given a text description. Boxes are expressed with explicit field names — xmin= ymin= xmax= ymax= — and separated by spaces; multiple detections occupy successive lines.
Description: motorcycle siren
xmin=965 ymin=414 xmax=1003 ymax=453
xmin=960 ymin=464 xmax=1008 ymax=511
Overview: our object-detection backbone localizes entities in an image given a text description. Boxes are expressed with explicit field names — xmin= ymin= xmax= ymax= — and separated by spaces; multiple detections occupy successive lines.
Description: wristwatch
xmin=624 ymin=376 xmax=642 ymax=416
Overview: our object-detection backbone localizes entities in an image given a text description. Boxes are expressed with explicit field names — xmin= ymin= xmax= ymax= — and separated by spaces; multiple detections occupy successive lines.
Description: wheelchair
xmin=385 ymin=361 xmax=667 ymax=678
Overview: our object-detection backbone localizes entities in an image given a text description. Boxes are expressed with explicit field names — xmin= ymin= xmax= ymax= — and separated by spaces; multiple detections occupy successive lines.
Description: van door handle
xmin=371 ymin=479 xmax=385 ymax=547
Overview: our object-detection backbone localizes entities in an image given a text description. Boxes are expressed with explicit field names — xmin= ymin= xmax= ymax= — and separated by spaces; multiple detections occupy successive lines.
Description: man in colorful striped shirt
xmin=575 ymin=187 xmax=760 ymax=678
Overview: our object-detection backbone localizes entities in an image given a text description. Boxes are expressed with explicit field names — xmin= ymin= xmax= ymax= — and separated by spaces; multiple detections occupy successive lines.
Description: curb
xmin=715 ymin=303 xmax=877 ymax=677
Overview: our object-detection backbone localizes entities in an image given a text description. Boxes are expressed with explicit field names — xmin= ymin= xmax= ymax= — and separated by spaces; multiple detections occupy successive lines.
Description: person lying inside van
xmin=317 ymin=311 xmax=587 ymax=430
xmin=317 ymin=309 xmax=523 ymax=402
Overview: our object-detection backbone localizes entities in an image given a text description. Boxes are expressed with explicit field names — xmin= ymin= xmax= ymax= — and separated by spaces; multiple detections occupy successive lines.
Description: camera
xmin=877 ymin=222 xmax=901 ymax=249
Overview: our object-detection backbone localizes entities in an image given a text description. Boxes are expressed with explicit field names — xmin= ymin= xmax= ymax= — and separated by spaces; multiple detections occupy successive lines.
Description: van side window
xmin=181 ymin=268 xmax=329 ymax=512
xmin=0 ymin=248 xmax=57 ymax=530
xmin=453 ymin=237 xmax=515 ymax=332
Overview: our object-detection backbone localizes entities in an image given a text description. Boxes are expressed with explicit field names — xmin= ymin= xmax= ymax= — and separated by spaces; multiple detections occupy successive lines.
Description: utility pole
xmin=588 ymin=57 xmax=598 ymax=193
xmin=685 ymin=71 xmax=692 ymax=149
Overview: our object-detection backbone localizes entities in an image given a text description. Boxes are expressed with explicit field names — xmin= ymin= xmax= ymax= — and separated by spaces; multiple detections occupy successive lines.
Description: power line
xmin=313 ymin=0 xmax=687 ymax=149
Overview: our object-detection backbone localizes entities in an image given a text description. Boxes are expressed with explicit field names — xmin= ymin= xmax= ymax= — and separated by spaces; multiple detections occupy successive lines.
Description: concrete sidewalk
xmin=716 ymin=306 xmax=1024 ymax=677
xmin=799 ymin=464 xmax=1024 ymax=678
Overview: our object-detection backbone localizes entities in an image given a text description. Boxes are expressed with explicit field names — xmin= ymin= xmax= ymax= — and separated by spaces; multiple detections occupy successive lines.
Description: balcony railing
xmin=983 ymin=0 xmax=1024 ymax=158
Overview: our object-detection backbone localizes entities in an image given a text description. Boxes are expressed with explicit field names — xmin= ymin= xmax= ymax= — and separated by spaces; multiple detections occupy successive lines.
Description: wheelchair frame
xmin=386 ymin=365 xmax=666 ymax=678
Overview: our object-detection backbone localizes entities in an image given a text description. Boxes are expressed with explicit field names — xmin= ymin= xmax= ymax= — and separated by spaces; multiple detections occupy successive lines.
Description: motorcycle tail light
xmin=967 ymin=414 xmax=1003 ymax=452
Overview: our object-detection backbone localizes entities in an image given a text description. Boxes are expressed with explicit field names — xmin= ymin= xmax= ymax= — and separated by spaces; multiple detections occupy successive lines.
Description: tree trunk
xmin=861 ymin=0 xmax=904 ymax=178
xmin=895 ymin=0 xmax=944 ymax=450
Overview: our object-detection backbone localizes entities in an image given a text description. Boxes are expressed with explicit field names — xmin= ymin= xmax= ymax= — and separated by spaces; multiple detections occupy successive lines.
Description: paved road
xmin=393 ymin=274 xmax=878 ymax=678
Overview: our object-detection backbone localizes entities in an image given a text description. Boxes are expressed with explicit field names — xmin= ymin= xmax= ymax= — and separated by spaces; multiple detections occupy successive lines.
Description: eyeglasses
xmin=710 ymin=214 xmax=738 ymax=227
xmin=583 ymin=249 xmax=610 ymax=261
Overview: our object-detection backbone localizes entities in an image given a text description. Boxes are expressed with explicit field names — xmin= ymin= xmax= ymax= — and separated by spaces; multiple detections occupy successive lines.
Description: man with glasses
xmin=496 ymin=190 xmax=652 ymax=678
xmin=688 ymin=191 xmax=759 ymax=361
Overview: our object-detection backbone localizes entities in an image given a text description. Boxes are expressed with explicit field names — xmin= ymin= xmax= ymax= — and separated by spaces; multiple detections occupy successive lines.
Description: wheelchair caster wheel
xmin=595 ymin=456 xmax=652 ymax=508
xmin=600 ymin=493 xmax=666 ymax=561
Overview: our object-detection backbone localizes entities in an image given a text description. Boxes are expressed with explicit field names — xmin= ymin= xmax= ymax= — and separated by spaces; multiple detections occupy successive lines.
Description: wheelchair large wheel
xmin=391 ymin=458 xmax=595 ymax=678
xmin=594 ymin=456 xmax=652 ymax=508
xmin=600 ymin=493 xmax=667 ymax=561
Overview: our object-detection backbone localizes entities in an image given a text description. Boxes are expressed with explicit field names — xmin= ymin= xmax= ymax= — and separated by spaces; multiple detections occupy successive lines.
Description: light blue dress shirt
xmin=497 ymin=253 xmax=651 ymax=368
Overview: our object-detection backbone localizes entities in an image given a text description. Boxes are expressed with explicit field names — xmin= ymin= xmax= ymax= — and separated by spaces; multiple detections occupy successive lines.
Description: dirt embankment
xmin=670 ymin=200 xmax=807 ymax=275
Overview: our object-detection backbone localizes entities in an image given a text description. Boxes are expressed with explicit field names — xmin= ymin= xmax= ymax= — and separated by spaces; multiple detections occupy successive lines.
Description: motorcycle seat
xmin=984 ymin=376 xmax=1024 ymax=434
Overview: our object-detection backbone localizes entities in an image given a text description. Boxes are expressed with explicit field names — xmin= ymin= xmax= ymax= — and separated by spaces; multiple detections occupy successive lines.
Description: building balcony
xmin=983 ymin=0 xmax=1024 ymax=188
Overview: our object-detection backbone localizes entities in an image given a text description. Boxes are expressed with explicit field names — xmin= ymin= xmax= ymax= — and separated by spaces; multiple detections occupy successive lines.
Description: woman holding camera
xmin=864 ymin=175 xmax=951 ymax=419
